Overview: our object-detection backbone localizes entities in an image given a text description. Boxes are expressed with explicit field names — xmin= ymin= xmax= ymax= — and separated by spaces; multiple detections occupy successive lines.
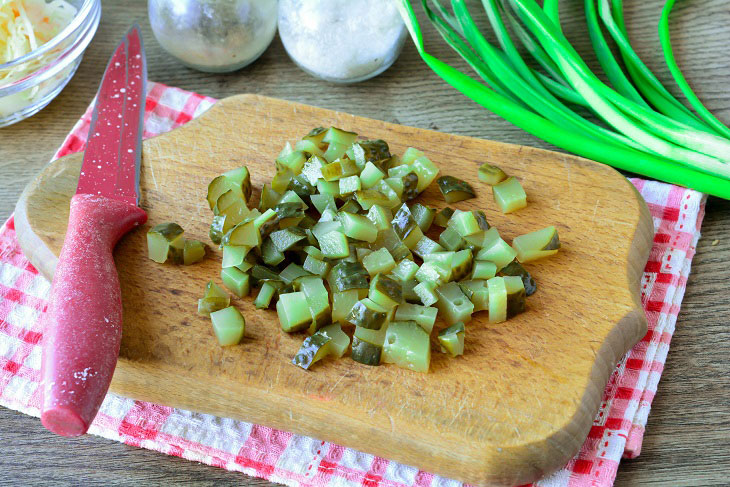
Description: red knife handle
xmin=41 ymin=194 xmax=147 ymax=436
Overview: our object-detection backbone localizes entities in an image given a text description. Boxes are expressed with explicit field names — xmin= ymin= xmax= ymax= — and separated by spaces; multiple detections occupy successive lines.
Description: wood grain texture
xmin=14 ymin=94 xmax=651 ymax=486
xmin=0 ymin=0 xmax=728 ymax=485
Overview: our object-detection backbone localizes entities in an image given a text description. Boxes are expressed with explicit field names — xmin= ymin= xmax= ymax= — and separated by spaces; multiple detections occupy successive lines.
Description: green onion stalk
xmin=395 ymin=0 xmax=730 ymax=198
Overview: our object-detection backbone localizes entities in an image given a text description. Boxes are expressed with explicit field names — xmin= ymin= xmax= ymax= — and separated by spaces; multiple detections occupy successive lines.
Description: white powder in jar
xmin=278 ymin=0 xmax=407 ymax=82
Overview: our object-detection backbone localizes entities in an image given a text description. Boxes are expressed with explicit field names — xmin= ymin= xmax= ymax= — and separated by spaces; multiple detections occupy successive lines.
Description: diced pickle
xmin=340 ymin=212 xmax=378 ymax=243
xmin=493 ymin=176 xmax=527 ymax=213
xmin=147 ymin=222 xmax=184 ymax=263
xmin=222 ymin=220 xmax=261 ymax=247
xmin=436 ymin=282 xmax=474 ymax=325
xmin=351 ymin=337 xmax=382 ymax=366
xmin=339 ymin=175 xmax=362 ymax=195
xmin=451 ymin=210 xmax=481 ymax=237
xmin=394 ymin=303 xmax=438 ymax=334
xmin=450 ymin=249 xmax=473 ymax=281
xmin=270 ymin=226 xmax=307 ymax=252
xmin=384 ymin=177 xmax=404 ymax=200
xmin=278 ymin=190 xmax=309 ymax=210
xmin=327 ymin=261 xmax=369 ymax=292
xmin=369 ymin=274 xmax=403 ymax=309
xmin=299 ymin=277 xmax=332 ymax=333
xmin=358 ymin=139 xmax=392 ymax=170
xmin=274 ymin=202 xmax=305 ymax=228
xmin=414 ymin=281 xmax=438 ymax=307
xmin=357 ymin=247 xmax=373 ymax=261
xmin=222 ymin=246 xmax=251 ymax=272
xmin=360 ymin=161 xmax=385 ymax=189
xmin=401 ymin=279 xmax=420 ymax=302
xmin=292 ymin=333 xmax=332 ymax=370
xmin=459 ymin=279 xmax=489 ymax=311
xmin=181 ymin=239 xmax=205 ymax=265
xmin=254 ymin=281 xmax=279 ymax=309
xmin=415 ymin=261 xmax=447 ymax=286
xmin=300 ymin=155 xmax=326 ymax=184
xmin=375 ymin=180 xmax=401 ymax=209
xmin=279 ymin=263 xmax=312 ymax=285
xmin=206 ymin=166 xmax=252 ymax=209
xmin=476 ymin=228 xmax=518 ymax=270
xmin=287 ymin=174 xmax=317 ymax=200
xmin=434 ymin=207 xmax=455 ymax=227
xmin=319 ymin=231 xmax=350 ymax=259
xmin=209 ymin=215 xmax=228 ymax=245
xmin=277 ymin=292 xmax=312 ymax=332
xmin=276 ymin=150 xmax=306 ymax=175
xmin=478 ymin=163 xmax=508 ymax=185
xmin=296 ymin=139 xmax=325 ymax=158
xmin=259 ymin=184 xmax=282 ymax=212
xmin=487 ymin=277 xmax=508 ymax=323
xmin=322 ymin=127 xmax=358 ymax=162
xmin=354 ymin=190 xmax=390 ymax=210
xmin=504 ymin=275 xmax=526 ymax=318
xmin=302 ymin=126 xmax=328 ymax=146
xmin=198 ymin=296 xmax=229 ymax=316
xmin=438 ymin=322 xmax=465 ymax=357
xmin=370 ymin=227 xmax=411 ymax=261
xmin=317 ymin=179 xmax=340 ymax=195
xmin=261 ymin=238 xmax=285 ymax=266
xmin=332 ymin=289 xmax=361 ymax=323
xmin=198 ymin=281 xmax=230 ymax=316
xmin=402 ymin=172 xmax=419 ymax=200
xmin=221 ymin=267 xmax=250 ymax=298
xmin=410 ymin=203 xmax=435 ymax=232
xmin=366 ymin=205 xmax=392 ymax=231
xmin=437 ymin=176 xmax=476 ymax=203
xmin=512 ymin=226 xmax=561 ymax=263
xmin=311 ymin=193 xmax=337 ymax=214
xmin=303 ymin=255 xmax=331 ymax=277
xmin=389 ymin=259 xmax=419 ymax=282
xmin=401 ymin=147 xmax=424 ymax=165
xmin=411 ymin=155 xmax=440 ymax=193
xmin=439 ymin=225 xmax=465 ymax=251
xmin=383 ymin=321 xmax=430 ymax=373
xmin=348 ymin=298 xmax=388 ymax=329
xmin=320 ymin=323 xmax=350 ymax=357
xmin=391 ymin=204 xmax=418 ymax=242
xmin=499 ymin=260 xmax=537 ymax=295
xmin=471 ymin=260 xmax=498 ymax=280
xmin=210 ymin=306 xmax=245 ymax=346
xmin=362 ymin=247 xmax=396 ymax=277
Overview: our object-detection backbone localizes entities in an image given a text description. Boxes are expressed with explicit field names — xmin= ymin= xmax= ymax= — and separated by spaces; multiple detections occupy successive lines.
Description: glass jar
xmin=149 ymin=0 xmax=278 ymax=73
xmin=278 ymin=0 xmax=407 ymax=83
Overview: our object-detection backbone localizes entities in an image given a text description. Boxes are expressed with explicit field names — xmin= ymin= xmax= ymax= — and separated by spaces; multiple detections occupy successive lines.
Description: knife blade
xmin=40 ymin=25 xmax=148 ymax=437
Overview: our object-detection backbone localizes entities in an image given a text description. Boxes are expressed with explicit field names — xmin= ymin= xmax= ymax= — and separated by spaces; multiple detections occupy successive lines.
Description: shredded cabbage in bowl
xmin=0 ymin=0 xmax=78 ymax=118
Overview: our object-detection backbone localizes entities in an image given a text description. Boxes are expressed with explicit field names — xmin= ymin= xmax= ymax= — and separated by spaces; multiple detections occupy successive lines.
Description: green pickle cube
xmin=210 ymin=306 xmax=245 ymax=346
xmin=277 ymin=292 xmax=312 ymax=332
xmin=221 ymin=267 xmax=250 ymax=298
xmin=383 ymin=321 xmax=431 ymax=373
xmin=493 ymin=176 xmax=527 ymax=214
xmin=487 ymin=277 xmax=508 ymax=323
xmin=436 ymin=282 xmax=474 ymax=325
xmin=438 ymin=322 xmax=465 ymax=356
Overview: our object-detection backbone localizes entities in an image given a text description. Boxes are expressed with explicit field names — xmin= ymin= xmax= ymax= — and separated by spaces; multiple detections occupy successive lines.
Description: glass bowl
xmin=0 ymin=0 xmax=101 ymax=128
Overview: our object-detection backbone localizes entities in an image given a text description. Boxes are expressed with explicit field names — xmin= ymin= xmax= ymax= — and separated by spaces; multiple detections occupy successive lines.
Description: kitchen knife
xmin=40 ymin=25 xmax=148 ymax=437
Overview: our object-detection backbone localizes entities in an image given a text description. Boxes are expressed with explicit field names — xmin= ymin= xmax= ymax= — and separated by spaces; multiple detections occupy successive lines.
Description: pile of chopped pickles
xmin=147 ymin=127 xmax=561 ymax=372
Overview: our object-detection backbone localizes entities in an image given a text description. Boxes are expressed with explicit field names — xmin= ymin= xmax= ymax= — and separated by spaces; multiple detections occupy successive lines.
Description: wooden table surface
xmin=1 ymin=1 xmax=728 ymax=485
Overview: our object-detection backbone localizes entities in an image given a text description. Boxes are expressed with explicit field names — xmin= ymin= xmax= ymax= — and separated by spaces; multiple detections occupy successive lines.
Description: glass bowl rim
xmin=0 ymin=0 xmax=98 ymax=70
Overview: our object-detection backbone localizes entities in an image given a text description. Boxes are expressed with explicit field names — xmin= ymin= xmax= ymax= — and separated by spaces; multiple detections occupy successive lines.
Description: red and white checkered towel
xmin=0 ymin=82 xmax=706 ymax=486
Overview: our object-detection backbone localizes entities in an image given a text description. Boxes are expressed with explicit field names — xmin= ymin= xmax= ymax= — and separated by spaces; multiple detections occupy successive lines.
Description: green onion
xmin=395 ymin=0 xmax=730 ymax=198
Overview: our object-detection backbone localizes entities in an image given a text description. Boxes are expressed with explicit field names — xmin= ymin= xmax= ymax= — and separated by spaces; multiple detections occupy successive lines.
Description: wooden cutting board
xmin=15 ymin=94 xmax=652 ymax=486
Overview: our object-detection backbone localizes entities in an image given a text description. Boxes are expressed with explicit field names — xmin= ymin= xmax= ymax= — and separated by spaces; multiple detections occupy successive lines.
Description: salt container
xmin=278 ymin=0 xmax=408 ymax=83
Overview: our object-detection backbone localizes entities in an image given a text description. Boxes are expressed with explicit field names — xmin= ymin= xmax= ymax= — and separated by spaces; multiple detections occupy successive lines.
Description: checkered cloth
xmin=0 ymin=82 xmax=706 ymax=486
